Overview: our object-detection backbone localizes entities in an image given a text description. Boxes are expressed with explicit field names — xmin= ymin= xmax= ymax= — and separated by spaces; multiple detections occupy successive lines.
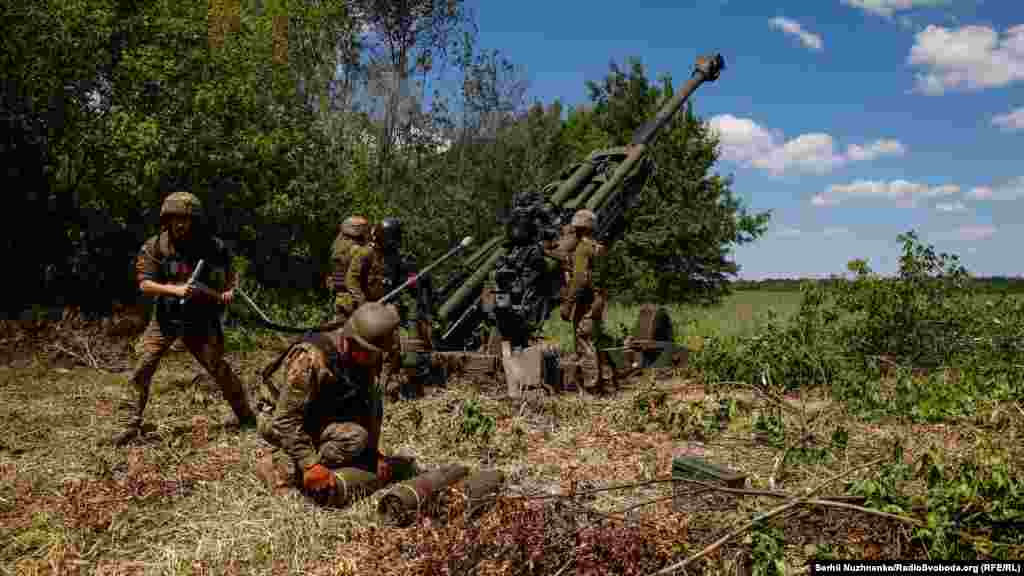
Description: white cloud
xmin=769 ymin=17 xmax=824 ymax=51
xmin=992 ymin=106 xmax=1024 ymax=131
xmin=968 ymin=177 xmax=1024 ymax=201
xmin=811 ymin=179 xmax=959 ymax=207
xmin=908 ymin=24 xmax=1024 ymax=95
xmin=708 ymin=115 xmax=905 ymax=176
xmin=841 ymin=0 xmax=952 ymax=18
xmin=775 ymin=226 xmax=852 ymax=238
xmin=846 ymin=139 xmax=907 ymax=161
xmin=953 ymin=225 xmax=997 ymax=241
xmin=935 ymin=201 xmax=966 ymax=212
xmin=931 ymin=224 xmax=996 ymax=242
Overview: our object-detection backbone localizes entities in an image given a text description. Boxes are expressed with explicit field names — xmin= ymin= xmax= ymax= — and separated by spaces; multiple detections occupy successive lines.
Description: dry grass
xmin=2 ymin=319 xmax=1023 ymax=575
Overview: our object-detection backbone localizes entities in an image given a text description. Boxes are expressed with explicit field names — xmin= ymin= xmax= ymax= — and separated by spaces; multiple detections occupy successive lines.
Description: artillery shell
xmin=376 ymin=464 xmax=470 ymax=526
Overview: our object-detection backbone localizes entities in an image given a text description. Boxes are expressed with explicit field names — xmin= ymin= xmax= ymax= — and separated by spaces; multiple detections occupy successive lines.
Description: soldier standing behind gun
xmin=348 ymin=218 xmax=433 ymax=399
xmin=330 ymin=215 xmax=369 ymax=324
xmin=110 ymin=191 xmax=256 ymax=446
xmin=567 ymin=209 xmax=608 ymax=391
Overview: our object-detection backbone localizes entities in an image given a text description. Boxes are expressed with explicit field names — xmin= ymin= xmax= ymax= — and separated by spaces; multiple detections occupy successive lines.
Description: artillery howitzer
xmin=392 ymin=53 xmax=726 ymax=393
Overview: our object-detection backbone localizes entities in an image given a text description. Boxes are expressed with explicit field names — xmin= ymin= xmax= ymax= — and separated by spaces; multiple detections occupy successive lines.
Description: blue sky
xmin=461 ymin=0 xmax=1023 ymax=279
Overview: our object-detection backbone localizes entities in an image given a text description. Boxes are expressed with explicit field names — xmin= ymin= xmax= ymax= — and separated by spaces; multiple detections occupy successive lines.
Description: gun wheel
xmin=634 ymin=303 xmax=674 ymax=367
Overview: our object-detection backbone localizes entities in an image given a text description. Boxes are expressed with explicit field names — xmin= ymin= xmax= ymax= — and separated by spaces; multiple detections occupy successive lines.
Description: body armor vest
xmin=151 ymin=232 xmax=229 ymax=329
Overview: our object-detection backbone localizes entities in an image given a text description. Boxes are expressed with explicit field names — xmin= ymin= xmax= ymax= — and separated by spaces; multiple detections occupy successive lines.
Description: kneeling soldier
xmin=254 ymin=302 xmax=401 ymax=503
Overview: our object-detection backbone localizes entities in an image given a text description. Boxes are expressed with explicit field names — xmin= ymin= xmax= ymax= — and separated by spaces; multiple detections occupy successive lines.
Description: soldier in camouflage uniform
xmin=330 ymin=215 xmax=369 ymax=324
xmin=566 ymin=209 xmax=608 ymax=390
xmin=111 ymin=191 xmax=256 ymax=446
xmin=253 ymin=302 xmax=401 ymax=502
xmin=346 ymin=223 xmax=400 ymax=393
xmin=350 ymin=219 xmax=434 ymax=399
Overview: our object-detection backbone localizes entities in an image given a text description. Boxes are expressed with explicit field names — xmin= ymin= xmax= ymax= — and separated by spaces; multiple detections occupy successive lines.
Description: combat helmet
xmin=571 ymin=209 xmax=596 ymax=230
xmin=341 ymin=215 xmax=369 ymax=240
xmin=378 ymin=217 xmax=402 ymax=251
xmin=160 ymin=191 xmax=203 ymax=225
xmin=343 ymin=302 xmax=401 ymax=352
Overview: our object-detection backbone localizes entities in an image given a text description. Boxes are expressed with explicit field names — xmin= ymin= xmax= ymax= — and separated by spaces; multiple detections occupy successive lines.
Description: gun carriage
xmin=383 ymin=53 xmax=726 ymax=395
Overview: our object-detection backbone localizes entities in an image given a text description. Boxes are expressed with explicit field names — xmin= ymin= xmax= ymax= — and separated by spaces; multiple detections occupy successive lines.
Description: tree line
xmin=2 ymin=0 xmax=768 ymax=319
xmin=733 ymin=277 xmax=1024 ymax=294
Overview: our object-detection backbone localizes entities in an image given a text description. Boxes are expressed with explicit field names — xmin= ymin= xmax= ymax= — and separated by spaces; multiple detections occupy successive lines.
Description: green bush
xmin=692 ymin=230 xmax=1024 ymax=420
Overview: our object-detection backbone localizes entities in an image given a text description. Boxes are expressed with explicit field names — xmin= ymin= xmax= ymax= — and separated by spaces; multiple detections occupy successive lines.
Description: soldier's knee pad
xmin=318 ymin=422 xmax=369 ymax=467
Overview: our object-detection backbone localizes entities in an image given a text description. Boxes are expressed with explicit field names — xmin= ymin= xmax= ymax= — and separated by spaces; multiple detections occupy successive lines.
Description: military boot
xmin=108 ymin=421 xmax=157 ymax=446
xmin=109 ymin=424 xmax=141 ymax=446
xmin=214 ymin=367 xmax=258 ymax=430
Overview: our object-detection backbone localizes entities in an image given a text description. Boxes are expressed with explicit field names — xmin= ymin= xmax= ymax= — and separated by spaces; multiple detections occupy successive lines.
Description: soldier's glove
xmin=302 ymin=463 xmax=336 ymax=497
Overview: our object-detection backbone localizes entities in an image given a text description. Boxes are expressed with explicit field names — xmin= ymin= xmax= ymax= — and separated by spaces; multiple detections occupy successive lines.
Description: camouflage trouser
xmin=255 ymin=343 xmax=384 ymax=492
xmin=570 ymin=289 xmax=607 ymax=390
xmin=117 ymin=318 xmax=254 ymax=431
xmin=256 ymin=421 xmax=373 ymax=492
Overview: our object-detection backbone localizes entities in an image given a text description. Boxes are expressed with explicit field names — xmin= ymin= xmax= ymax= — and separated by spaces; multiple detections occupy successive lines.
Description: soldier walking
xmin=567 ymin=209 xmax=608 ymax=391
xmin=253 ymin=302 xmax=401 ymax=503
xmin=111 ymin=191 xmax=256 ymax=446
xmin=330 ymin=215 xmax=369 ymax=324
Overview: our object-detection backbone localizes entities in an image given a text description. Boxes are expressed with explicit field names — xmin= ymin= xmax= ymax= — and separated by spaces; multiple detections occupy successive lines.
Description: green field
xmin=542 ymin=290 xmax=803 ymax=351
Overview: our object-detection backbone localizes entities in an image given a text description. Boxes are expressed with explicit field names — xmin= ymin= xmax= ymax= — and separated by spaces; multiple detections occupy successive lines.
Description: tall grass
xmin=221 ymin=287 xmax=804 ymax=354
xmin=541 ymin=290 xmax=802 ymax=352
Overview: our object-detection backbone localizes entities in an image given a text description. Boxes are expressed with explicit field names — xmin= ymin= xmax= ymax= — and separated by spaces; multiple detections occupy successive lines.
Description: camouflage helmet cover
xmin=341 ymin=215 xmax=369 ymax=239
xmin=571 ymin=209 xmax=596 ymax=230
xmin=342 ymin=302 xmax=401 ymax=352
xmin=160 ymin=191 xmax=203 ymax=221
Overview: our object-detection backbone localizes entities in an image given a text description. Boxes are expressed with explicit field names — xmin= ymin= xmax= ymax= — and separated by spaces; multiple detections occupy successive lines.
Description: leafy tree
xmin=350 ymin=0 xmax=474 ymax=186
xmin=571 ymin=58 xmax=770 ymax=304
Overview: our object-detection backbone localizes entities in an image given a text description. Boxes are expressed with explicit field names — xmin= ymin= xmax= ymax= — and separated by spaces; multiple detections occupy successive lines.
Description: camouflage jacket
xmin=136 ymin=231 xmax=235 ymax=326
xmin=572 ymin=237 xmax=606 ymax=292
xmin=331 ymin=235 xmax=366 ymax=293
xmin=267 ymin=332 xmax=380 ymax=470
xmin=346 ymin=244 xmax=387 ymax=307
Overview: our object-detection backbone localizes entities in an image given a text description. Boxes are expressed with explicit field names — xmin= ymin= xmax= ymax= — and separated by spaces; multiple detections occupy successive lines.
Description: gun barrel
xmin=585 ymin=53 xmax=724 ymax=213
xmin=550 ymin=150 xmax=602 ymax=207
xmin=584 ymin=145 xmax=647 ymax=212
xmin=463 ymin=236 xmax=503 ymax=270
xmin=632 ymin=53 xmax=725 ymax=148
xmin=438 ymin=247 xmax=506 ymax=322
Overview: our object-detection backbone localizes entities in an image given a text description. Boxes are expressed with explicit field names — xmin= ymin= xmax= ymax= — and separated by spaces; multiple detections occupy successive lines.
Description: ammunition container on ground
xmin=326 ymin=467 xmax=381 ymax=508
xmin=376 ymin=464 xmax=470 ymax=526
xmin=446 ymin=469 xmax=506 ymax=518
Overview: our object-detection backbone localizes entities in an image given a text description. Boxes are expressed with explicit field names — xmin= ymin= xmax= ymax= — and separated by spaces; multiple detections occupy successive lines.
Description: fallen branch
xmin=806 ymin=498 xmax=1024 ymax=551
xmin=78 ymin=334 xmax=100 ymax=369
xmin=769 ymin=447 xmax=789 ymax=491
xmin=646 ymin=456 xmax=887 ymax=576
xmin=51 ymin=343 xmax=98 ymax=370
